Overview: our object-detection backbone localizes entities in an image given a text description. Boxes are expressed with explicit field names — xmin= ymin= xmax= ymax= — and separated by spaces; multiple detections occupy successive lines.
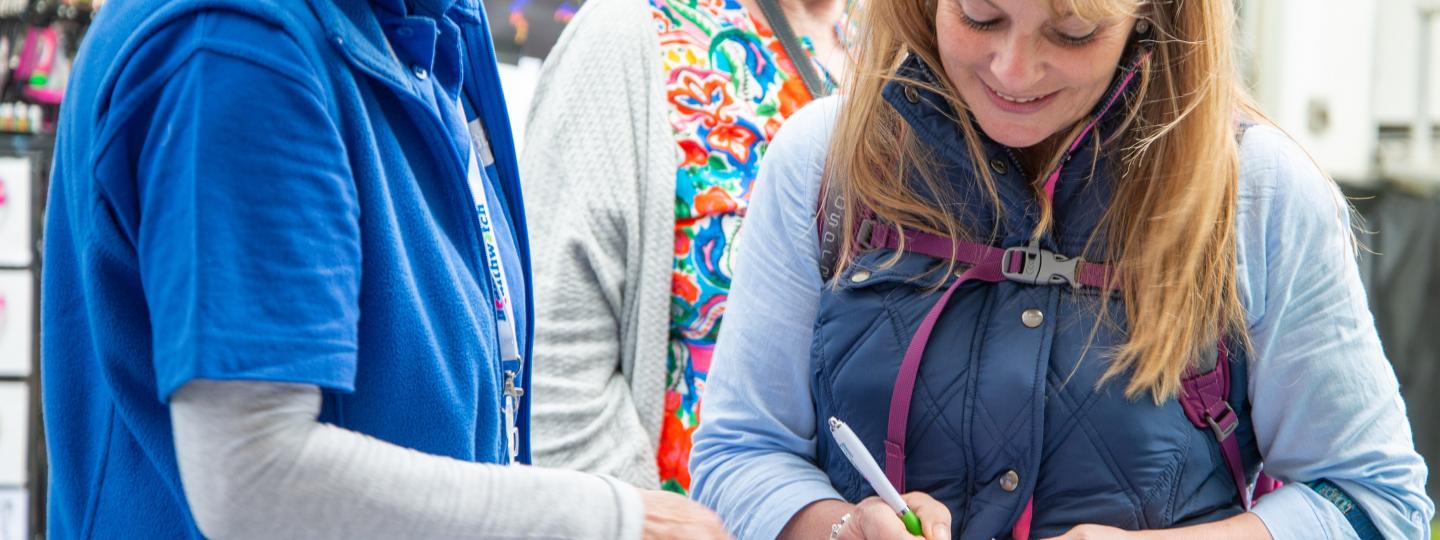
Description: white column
xmin=1412 ymin=3 xmax=1437 ymax=175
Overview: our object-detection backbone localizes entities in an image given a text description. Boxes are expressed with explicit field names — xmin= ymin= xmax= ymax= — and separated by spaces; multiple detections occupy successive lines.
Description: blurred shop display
xmin=0 ymin=382 xmax=27 ymax=539
xmin=0 ymin=151 xmax=40 ymax=540
xmin=0 ymin=0 xmax=94 ymax=137
xmin=485 ymin=0 xmax=586 ymax=64
xmin=0 ymin=268 xmax=32 ymax=377
xmin=0 ymin=382 xmax=27 ymax=488
xmin=0 ymin=157 xmax=30 ymax=269
xmin=0 ymin=488 xmax=23 ymax=540
xmin=1242 ymin=0 xmax=1440 ymax=505
xmin=484 ymin=0 xmax=586 ymax=148
xmin=0 ymin=0 xmax=87 ymax=536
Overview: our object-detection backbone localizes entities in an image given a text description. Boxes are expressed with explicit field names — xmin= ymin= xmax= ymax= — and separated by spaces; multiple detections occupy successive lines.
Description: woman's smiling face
xmin=936 ymin=0 xmax=1139 ymax=150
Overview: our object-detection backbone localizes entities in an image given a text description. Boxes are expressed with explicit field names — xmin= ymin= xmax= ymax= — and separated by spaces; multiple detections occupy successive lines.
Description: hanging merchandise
xmin=55 ymin=0 xmax=96 ymax=22
xmin=0 ymin=0 xmax=22 ymax=19
xmin=0 ymin=31 xmax=11 ymax=95
xmin=13 ymin=25 xmax=60 ymax=104
xmin=28 ymin=27 xmax=65 ymax=104
xmin=0 ymin=171 xmax=6 ymax=234
xmin=0 ymin=102 xmax=40 ymax=133
xmin=0 ymin=270 xmax=32 ymax=377
xmin=0 ymin=157 xmax=30 ymax=266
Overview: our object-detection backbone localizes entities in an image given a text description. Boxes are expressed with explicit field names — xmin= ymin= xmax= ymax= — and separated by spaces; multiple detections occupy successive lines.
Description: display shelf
xmin=0 ymin=127 xmax=47 ymax=540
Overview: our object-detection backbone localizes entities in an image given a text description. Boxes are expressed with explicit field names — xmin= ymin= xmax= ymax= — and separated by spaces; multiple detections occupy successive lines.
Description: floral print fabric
xmin=651 ymin=0 xmax=832 ymax=494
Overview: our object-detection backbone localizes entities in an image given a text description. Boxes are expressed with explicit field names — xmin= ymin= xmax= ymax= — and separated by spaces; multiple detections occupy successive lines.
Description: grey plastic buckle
xmin=1001 ymin=239 xmax=1081 ymax=288
xmin=856 ymin=219 xmax=878 ymax=250
xmin=1205 ymin=402 xmax=1239 ymax=441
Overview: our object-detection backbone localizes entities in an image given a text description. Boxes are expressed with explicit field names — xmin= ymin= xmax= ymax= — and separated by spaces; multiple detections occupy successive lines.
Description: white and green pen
xmin=828 ymin=417 xmax=924 ymax=536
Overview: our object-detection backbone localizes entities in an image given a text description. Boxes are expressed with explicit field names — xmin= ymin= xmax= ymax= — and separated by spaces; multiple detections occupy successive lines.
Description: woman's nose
xmin=990 ymin=35 xmax=1045 ymax=93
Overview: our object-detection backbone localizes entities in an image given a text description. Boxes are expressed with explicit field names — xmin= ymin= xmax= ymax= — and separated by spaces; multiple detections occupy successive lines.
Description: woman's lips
xmin=983 ymin=81 xmax=1058 ymax=114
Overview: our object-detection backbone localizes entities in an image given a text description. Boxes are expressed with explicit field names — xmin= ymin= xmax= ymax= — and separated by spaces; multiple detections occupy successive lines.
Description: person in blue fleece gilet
xmin=41 ymin=0 xmax=728 ymax=538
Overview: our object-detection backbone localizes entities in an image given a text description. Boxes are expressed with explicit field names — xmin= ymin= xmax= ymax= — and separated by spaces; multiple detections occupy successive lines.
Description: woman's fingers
xmin=901 ymin=492 xmax=952 ymax=540
xmin=846 ymin=496 xmax=912 ymax=540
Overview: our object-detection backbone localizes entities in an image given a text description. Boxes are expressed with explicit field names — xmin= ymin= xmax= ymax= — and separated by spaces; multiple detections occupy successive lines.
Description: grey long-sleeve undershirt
xmin=170 ymin=379 xmax=644 ymax=540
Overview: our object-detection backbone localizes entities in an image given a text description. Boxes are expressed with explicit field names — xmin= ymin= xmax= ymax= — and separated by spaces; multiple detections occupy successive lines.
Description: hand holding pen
xmin=837 ymin=493 xmax=953 ymax=540
xmin=829 ymin=417 xmax=953 ymax=540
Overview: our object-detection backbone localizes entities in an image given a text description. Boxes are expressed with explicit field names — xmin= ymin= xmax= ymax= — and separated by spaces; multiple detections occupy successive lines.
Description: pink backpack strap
xmin=1012 ymin=498 xmax=1034 ymax=540
xmin=883 ymin=246 xmax=1007 ymax=490
xmin=874 ymin=223 xmax=1273 ymax=529
xmin=1179 ymin=342 xmax=1281 ymax=508
xmin=868 ymin=225 xmax=1121 ymax=493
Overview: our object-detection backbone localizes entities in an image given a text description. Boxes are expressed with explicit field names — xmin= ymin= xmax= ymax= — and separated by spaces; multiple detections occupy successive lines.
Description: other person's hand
xmin=638 ymin=489 xmax=731 ymax=540
xmin=837 ymin=491 xmax=952 ymax=540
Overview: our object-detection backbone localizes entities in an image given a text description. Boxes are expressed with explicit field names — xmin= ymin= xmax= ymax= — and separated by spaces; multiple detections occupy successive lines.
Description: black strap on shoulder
xmin=754 ymin=0 xmax=830 ymax=101
xmin=816 ymin=175 xmax=847 ymax=282
xmin=753 ymin=0 xmax=841 ymax=280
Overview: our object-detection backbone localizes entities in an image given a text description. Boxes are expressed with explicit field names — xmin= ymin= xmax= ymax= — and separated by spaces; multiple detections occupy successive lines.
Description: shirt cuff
xmin=600 ymin=475 xmax=645 ymax=540
xmin=1252 ymin=483 xmax=1360 ymax=540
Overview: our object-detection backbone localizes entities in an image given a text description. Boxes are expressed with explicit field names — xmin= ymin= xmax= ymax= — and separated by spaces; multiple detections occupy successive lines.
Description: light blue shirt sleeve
xmin=1236 ymin=126 xmax=1434 ymax=540
xmin=689 ymin=98 xmax=845 ymax=540
xmin=689 ymin=102 xmax=1435 ymax=539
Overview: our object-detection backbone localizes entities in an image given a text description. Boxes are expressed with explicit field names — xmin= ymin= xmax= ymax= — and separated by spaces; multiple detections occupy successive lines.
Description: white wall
xmin=1374 ymin=0 xmax=1440 ymax=125
xmin=496 ymin=57 xmax=545 ymax=154
xmin=1246 ymin=0 xmax=1381 ymax=183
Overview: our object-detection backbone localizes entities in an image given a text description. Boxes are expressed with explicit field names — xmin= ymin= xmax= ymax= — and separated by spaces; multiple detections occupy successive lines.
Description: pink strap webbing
xmin=1041 ymin=50 xmax=1151 ymax=201
xmin=1012 ymin=498 xmax=1034 ymax=540
xmin=1178 ymin=343 xmax=1282 ymax=508
xmin=872 ymin=226 xmax=1116 ymax=290
xmin=883 ymin=251 xmax=1008 ymax=490
xmin=870 ymin=226 xmax=1121 ymax=493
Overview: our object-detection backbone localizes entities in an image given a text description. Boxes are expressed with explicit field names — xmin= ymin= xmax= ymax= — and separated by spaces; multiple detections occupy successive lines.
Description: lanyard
xmin=376 ymin=17 xmax=524 ymax=462
xmin=458 ymin=100 xmax=524 ymax=463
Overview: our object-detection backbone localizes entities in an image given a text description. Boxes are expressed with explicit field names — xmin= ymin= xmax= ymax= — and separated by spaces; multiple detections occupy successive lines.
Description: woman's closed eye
xmin=960 ymin=11 xmax=1001 ymax=31
xmin=959 ymin=8 xmax=1103 ymax=48
xmin=1054 ymin=26 xmax=1100 ymax=46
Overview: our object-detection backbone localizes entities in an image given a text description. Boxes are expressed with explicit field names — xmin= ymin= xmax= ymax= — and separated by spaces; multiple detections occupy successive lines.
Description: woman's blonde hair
xmin=827 ymin=0 xmax=1261 ymax=402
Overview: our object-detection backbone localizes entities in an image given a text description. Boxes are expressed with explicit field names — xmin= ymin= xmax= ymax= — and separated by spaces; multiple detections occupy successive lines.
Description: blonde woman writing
xmin=689 ymin=0 xmax=1433 ymax=539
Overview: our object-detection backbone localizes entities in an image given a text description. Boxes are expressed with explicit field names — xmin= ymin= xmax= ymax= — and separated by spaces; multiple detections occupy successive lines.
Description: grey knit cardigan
xmin=519 ymin=0 xmax=679 ymax=489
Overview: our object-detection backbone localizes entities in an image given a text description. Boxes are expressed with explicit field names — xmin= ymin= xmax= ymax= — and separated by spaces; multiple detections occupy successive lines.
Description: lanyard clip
xmin=502 ymin=371 xmax=524 ymax=399
xmin=502 ymin=371 xmax=523 ymax=461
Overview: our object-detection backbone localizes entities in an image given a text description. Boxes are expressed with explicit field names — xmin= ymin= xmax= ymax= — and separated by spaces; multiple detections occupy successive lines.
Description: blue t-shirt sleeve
xmin=101 ymin=12 xmax=361 ymax=401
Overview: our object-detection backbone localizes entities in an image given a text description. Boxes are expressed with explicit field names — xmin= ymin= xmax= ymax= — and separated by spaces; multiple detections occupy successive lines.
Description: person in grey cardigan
xmin=521 ymin=0 xmax=850 ymax=492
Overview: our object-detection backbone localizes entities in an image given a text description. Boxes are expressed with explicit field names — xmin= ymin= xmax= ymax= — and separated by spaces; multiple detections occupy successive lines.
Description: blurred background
xmin=0 ymin=0 xmax=1433 ymax=537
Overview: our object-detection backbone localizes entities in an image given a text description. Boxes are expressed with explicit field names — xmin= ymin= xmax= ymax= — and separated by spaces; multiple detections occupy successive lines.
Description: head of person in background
xmin=686 ymin=0 xmax=1433 ymax=538
xmin=520 ymin=0 xmax=850 ymax=495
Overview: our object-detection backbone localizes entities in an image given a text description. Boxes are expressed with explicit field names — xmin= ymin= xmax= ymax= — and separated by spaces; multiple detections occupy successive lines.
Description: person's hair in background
xmin=830 ymin=0 xmax=1256 ymax=400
